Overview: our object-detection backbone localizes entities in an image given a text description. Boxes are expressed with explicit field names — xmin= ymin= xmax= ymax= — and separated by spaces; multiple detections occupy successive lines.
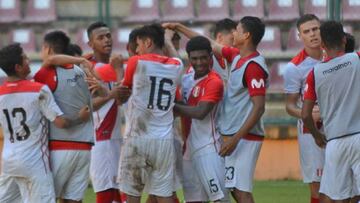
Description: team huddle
xmin=0 ymin=14 xmax=359 ymax=203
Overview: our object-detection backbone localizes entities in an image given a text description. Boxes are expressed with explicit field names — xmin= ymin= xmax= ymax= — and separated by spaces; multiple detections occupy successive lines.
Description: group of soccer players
xmin=0 ymin=13 xmax=359 ymax=203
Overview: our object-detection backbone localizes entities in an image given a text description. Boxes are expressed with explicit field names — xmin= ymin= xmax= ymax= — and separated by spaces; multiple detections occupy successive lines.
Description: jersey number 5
xmin=147 ymin=76 xmax=173 ymax=111
xmin=3 ymin=108 xmax=30 ymax=143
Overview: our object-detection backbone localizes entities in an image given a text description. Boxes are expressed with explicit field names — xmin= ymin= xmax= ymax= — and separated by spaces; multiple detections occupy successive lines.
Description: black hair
xmin=296 ymin=14 xmax=320 ymax=30
xmin=87 ymin=21 xmax=108 ymax=39
xmin=0 ymin=43 xmax=23 ymax=76
xmin=213 ymin=18 xmax=237 ymax=38
xmin=43 ymin=31 xmax=70 ymax=54
xmin=136 ymin=23 xmax=165 ymax=48
xmin=320 ymin=21 xmax=345 ymax=50
xmin=345 ymin=32 xmax=355 ymax=53
xmin=186 ymin=36 xmax=212 ymax=55
xmin=172 ymin=32 xmax=181 ymax=41
xmin=239 ymin=16 xmax=265 ymax=46
xmin=67 ymin=43 xmax=83 ymax=56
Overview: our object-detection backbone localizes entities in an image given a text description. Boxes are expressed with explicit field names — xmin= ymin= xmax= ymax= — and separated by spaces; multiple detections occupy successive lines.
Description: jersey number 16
xmin=147 ymin=76 xmax=173 ymax=111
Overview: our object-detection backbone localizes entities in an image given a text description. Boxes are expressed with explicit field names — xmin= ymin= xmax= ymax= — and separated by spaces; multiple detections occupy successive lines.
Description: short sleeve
xmin=121 ymin=56 xmax=138 ymax=88
xmin=221 ymin=46 xmax=240 ymax=64
xmin=283 ymin=63 xmax=302 ymax=94
xmin=303 ymin=69 xmax=317 ymax=101
xmin=244 ymin=62 xmax=267 ymax=97
xmin=38 ymin=85 xmax=64 ymax=122
xmin=34 ymin=67 xmax=57 ymax=92
xmin=95 ymin=64 xmax=117 ymax=82
xmin=200 ymin=78 xmax=224 ymax=103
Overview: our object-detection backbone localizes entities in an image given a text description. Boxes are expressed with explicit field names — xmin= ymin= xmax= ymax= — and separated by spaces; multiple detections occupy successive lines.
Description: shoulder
xmin=139 ymin=54 xmax=182 ymax=66
xmin=290 ymin=49 xmax=308 ymax=66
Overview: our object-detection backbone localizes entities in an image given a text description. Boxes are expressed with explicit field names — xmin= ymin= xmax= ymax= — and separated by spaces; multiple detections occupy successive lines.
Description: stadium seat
xmin=0 ymin=0 xmax=21 ymax=23
xmin=76 ymin=29 xmax=92 ymax=54
xmin=343 ymin=0 xmax=360 ymax=21
xmin=304 ymin=0 xmax=326 ymax=20
xmin=112 ymin=28 xmax=133 ymax=56
xmin=286 ymin=27 xmax=303 ymax=52
xmin=161 ymin=0 xmax=195 ymax=22
xmin=123 ymin=0 xmax=160 ymax=23
xmin=267 ymin=0 xmax=299 ymax=22
xmin=196 ymin=0 xmax=230 ymax=22
xmin=232 ymin=0 xmax=264 ymax=20
xmin=9 ymin=29 xmax=36 ymax=53
xmin=258 ymin=26 xmax=282 ymax=55
xmin=23 ymin=0 xmax=56 ymax=23
xmin=268 ymin=62 xmax=286 ymax=94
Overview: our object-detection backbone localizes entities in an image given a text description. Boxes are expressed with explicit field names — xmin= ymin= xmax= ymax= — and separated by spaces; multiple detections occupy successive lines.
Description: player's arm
xmin=174 ymin=102 xmax=215 ymax=120
xmin=117 ymin=56 xmax=138 ymax=104
xmin=285 ymin=93 xmax=302 ymax=118
xmin=164 ymin=29 xmax=180 ymax=58
xmin=53 ymin=105 xmax=90 ymax=128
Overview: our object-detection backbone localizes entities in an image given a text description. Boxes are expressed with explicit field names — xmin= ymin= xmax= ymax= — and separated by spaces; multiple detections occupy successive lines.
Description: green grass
xmin=83 ymin=180 xmax=309 ymax=203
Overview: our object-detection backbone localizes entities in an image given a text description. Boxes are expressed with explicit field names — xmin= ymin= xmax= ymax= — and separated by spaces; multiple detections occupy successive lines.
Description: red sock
xmin=96 ymin=189 xmax=113 ymax=203
xmin=120 ymin=192 xmax=127 ymax=203
xmin=311 ymin=197 xmax=319 ymax=203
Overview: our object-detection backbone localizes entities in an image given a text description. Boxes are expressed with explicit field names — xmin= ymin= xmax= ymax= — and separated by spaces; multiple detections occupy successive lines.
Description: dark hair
xmin=213 ymin=18 xmax=237 ymax=38
xmin=136 ymin=23 xmax=165 ymax=48
xmin=345 ymin=32 xmax=355 ymax=53
xmin=320 ymin=21 xmax=345 ymax=50
xmin=186 ymin=36 xmax=212 ymax=55
xmin=67 ymin=43 xmax=83 ymax=56
xmin=172 ymin=32 xmax=181 ymax=41
xmin=87 ymin=21 xmax=108 ymax=39
xmin=239 ymin=16 xmax=265 ymax=46
xmin=43 ymin=31 xmax=70 ymax=54
xmin=296 ymin=14 xmax=320 ymax=30
xmin=0 ymin=43 xmax=23 ymax=76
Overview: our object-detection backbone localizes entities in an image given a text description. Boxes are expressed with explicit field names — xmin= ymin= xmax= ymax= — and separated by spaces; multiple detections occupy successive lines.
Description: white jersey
xmin=122 ymin=53 xmax=183 ymax=139
xmin=0 ymin=80 xmax=63 ymax=175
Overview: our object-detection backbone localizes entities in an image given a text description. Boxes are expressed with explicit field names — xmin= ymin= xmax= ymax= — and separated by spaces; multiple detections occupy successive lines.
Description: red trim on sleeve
xmin=213 ymin=53 xmax=226 ymax=69
xmin=122 ymin=56 xmax=138 ymax=88
xmin=95 ymin=64 xmax=117 ymax=82
xmin=34 ymin=67 xmax=57 ymax=92
xmin=244 ymin=62 xmax=267 ymax=97
xmin=221 ymin=46 xmax=240 ymax=64
xmin=0 ymin=80 xmax=43 ymax=96
xmin=303 ymin=69 xmax=317 ymax=101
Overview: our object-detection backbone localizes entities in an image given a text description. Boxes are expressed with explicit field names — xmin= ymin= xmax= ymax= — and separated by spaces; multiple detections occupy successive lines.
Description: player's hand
xmin=86 ymin=76 xmax=108 ymax=97
xmin=78 ymin=105 xmax=91 ymax=122
xmin=110 ymin=54 xmax=124 ymax=70
xmin=219 ymin=137 xmax=239 ymax=157
xmin=115 ymin=85 xmax=132 ymax=104
xmin=162 ymin=22 xmax=179 ymax=30
xmin=313 ymin=132 xmax=327 ymax=148
xmin=312 ymin=105 xmax=321 ymax=122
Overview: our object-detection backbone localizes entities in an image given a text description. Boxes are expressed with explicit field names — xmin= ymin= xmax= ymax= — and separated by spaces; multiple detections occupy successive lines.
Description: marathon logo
xmin=322 ymin=61 xmax=351 ymax=75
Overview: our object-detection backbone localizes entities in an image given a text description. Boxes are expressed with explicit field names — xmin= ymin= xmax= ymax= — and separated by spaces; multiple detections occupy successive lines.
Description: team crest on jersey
xmin=192 ymin=86 xmax=201 ymax=97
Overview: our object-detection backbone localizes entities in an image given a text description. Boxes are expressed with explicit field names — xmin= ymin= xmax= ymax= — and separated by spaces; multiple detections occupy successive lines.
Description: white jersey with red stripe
xmin=122 ymin=54 xmax=183 ymax=139
xmin=0 ymin=80 xmax=63 ymax=175
xmin=181 ymin=69 xmax=223 ymax=156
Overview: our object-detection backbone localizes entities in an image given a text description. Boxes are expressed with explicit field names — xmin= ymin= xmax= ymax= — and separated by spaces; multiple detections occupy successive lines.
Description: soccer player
xmin=283 ymin=14 xmax=325 ymax=203
xmin=117 ymin=23 xmax=183 ymax=203
xmin=174 ymin=36 xmax=228 ymax=202
xmin=34 ymin=31 xmax=94 ymax=203
xmin=302 ymin=21 xmax=360 ymax=203
xmin=86 ymin=21 xmax=124 ymax=203
xmin=0 ymin=43 xmax=89 ymax=203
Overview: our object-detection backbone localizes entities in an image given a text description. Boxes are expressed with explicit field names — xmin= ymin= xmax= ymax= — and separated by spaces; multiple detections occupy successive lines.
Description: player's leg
xmin=26 ymin=171 xmax=56 ymax=203
xmin=182 ymin=158 xmax=208 ymax=202
xmin=350 ymin=135 xmax=360 ymax=203
xmin=0 ymin=175 xmax=22 ymax=203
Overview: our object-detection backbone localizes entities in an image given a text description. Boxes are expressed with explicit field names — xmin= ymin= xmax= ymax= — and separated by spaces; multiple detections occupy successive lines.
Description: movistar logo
xmin=251 ymin=79 xmax=265 ymax=89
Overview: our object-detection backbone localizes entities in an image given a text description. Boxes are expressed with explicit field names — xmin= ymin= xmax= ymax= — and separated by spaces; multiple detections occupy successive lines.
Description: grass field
xmin=83 ymin=180 xmax=309 ymax=203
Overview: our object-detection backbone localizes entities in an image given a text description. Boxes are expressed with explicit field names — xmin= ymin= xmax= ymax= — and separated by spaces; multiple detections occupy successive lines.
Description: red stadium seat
xmin=233 ymin=0 xmax=264 ymax=20
xmin=304 ymin=0 xmax=326 ymax=20
xmin=268 ymin=62 xmax=286 ymax=93
xmin=76 ymin=29 xmax=92 ymax=54
xmin=258 ymin=26 xmax=282 ymax=55
xmin=124 ymin=0 xmax=160 ymax=23
xmin=23 ymin=0 xmax=56 ymax=23
xmin=267 ymin=0 xmax=299 ymax=22
xmin=161 ymin=0 xmax=195 ymax=22
xmin=9 ymin=29 xmax=36 ymax=53
xmin=0 ymin=0 xmax=21 ymax=23
xmin=343 ymin=0 xmax=360 ymax=21
xmin=286 ymin=27 xmax=303 ymax=52
xmin=112 ymin=28 xmax=133 ymax=56
xmin=196 ymin=0 xmax=230 ymax=22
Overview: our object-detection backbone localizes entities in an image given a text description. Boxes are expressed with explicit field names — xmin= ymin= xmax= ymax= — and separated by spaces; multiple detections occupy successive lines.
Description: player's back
xmin=0 ymin=80 xmax=52 ymax=175
xmin=124 ymin=54 xmax=183 ymax=139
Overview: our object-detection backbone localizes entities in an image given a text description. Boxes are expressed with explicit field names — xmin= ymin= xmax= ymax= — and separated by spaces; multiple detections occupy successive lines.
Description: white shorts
xmin=298 ymin=130 xmax=325 ymax=183
xmin=51 ymin=150 xmax=90 ymax=201
xmin=0 ymin=175 xmax=21 ymax=203
xmin=173 ymin=134 xmax=183 ymax=191
xmin=90 ymin=139 xmax=122 ymax=192
xmin=183 ymin=145 xmax=228 ymax=202
xmin=320 ymin=134 xmax=360 ymax=200
xmin=224 ymin=138 xmax=262 ymax=192
xmin=118 ymin=137 xmax=175 ymax=197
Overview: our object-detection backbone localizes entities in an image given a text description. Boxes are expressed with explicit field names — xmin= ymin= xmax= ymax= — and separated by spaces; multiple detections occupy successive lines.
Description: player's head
xmin=87 ymin=21 xmax=112 ymax=55
xmin=213 ymin=18 xmax=237 ymax=46
xmin=127 ymin=27 xmax=141 ymax=56
xmin=41 ymin=30 xmax=70 ymax=60
xmin=0 ymin=43 xmax=30 ymax=78
xmin=233 ymin=16 xmax=265 ymax=48
xmin=296 ymin=14 xmax=321 ymax=49
xmin=67 ymin=43 xmax=83 ymax=57
xmin=345 ymin=32 xmax=355 ymax=53
xmin=320 ymin=21 xmax=345 ymax=51
xmin=186 ymin=36 xmax=212 ymax=79
xmin=135 ymin=23 xmax=165 ymax=55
